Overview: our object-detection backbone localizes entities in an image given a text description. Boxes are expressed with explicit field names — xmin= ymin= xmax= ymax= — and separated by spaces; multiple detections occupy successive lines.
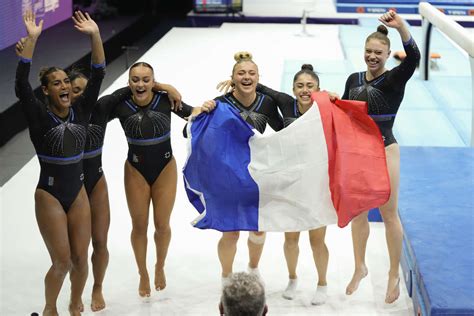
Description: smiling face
xmin=293 ymin=73 xmax=319 ymax=108
xmin=128 ymin=65 xmax=154 ymax=106
xmin=71 ymin=76 xmax=88 ymax=103
xmin=41 ymin=70 xmax=72 ymax=109
xmin=232 ymin=61 xmax=259 ymax=96
xmin=364 ymin=38 xmax=390 ymax=77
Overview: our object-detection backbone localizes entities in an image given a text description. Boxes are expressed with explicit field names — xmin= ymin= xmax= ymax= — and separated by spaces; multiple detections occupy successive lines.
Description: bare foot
xmin=139 ymin=273 xmax=151 ymax=297
xmin=346 ymin=265 xmax=368 ymax=295
xmin=385 ymin=276 xmax=400 ymax=304
xmin=155 ymin=266 xmax=167 ymax=291
xmin=91 ymin=284 xmax=106 ymax=311
xmin=68 ymin=300 xmax=84 ymax=316
xmin=42 ymin=305 xmax=59 ymax=316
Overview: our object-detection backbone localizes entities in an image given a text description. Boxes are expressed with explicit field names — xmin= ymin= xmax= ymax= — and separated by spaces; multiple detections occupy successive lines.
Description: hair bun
xmin=377 ymin=25 xmax=388 ymax=35
xmin=234 ymin=51 xmax=253 ymax=62
xmin=301 ymin=64 xmax=314 ymax=71
xmin=38 ymin=67 xmax=50 ymax=80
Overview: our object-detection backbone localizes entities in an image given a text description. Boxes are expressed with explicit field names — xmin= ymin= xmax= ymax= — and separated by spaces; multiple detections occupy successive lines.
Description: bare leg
xmin=282 ymin=232 xmax=300 ymax=299
xmin=67 ymin=187 xmax=92 ymax=316
xmin=248 ymin=231 xmax=265 ymax=269
xmin=35 ymin=189 xmax=72 ymax=316
xmin=124 ymin=161 xmax=152 ymax=297
xmin=346 ymin=211 xmax=369 ymax=295
xmin=151 ymin=158 xmax=177 ymax=291
xmin=284 ymin=232 xmax=300 ymax=280
xmin=218 ymin=232 xmax=240 ymax=277
xmin=379 ymin=144 xmax=402 ymax=304
xmin=309 ymin=227 xmax=328 ymax=286
xmin=89 ymin=176 xmax=110 ymax=311
xmin=309 ymin=227 xmax=329 ymax=305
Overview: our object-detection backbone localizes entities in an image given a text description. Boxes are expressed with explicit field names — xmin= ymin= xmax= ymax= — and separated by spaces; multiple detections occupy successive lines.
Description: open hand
xmin=72 ymin=11 xmax=99 ymax=35
xmin=23 ymin=10 xmax=43 ymax=39
xmin=216 ymin=79 xmax=234 ymax=93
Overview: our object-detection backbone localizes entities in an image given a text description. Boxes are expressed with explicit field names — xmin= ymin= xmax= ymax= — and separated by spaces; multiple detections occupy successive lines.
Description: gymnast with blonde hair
xmin=202 ymin=51 xmax=284 ymax=285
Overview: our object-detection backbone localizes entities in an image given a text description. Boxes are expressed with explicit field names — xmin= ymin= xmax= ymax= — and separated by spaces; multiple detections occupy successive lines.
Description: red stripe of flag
xmin=312 ymin=91 xmax=390 ymax=227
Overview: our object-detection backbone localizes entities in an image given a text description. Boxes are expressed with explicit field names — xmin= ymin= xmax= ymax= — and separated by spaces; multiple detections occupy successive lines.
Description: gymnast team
xmin=14 ymin=8 xmax=419 ymax=315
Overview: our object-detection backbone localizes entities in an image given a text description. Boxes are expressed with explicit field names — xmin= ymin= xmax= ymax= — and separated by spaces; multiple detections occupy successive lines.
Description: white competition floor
xmin=2 ymin=21 xmax=455 ymax=315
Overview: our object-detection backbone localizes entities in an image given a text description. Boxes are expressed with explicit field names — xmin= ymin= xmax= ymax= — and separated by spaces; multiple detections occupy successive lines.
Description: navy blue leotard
xmin=215 ymin=92 xmax=284 ymax=133
xmin=15 ymin=59 xmax=105 ymax=211
xmin=342 ymin=37 xmax=420 ymax=146
xmin=111 ymin=92 xmax=193 ymax=185
xmin=256 ymin=84 xmax=300 ymax=127
xmin=83 ymin=87 xmax=131 ymax=195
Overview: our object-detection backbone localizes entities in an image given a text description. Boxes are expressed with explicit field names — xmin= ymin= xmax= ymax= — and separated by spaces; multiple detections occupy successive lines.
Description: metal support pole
xmin=121 ymin=46 xmax=139 ymax=70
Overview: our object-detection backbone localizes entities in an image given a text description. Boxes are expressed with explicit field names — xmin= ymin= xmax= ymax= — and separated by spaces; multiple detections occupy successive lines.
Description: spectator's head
xmin=220 ymin=272 xmax=267 ymax=316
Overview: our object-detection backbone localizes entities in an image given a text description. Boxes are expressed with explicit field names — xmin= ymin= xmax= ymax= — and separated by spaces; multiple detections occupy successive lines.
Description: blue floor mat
xmin=399 ymin=146 xmax=474 ymax=315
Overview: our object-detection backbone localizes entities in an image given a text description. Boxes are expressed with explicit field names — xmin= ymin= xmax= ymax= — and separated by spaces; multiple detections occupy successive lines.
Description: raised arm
xmin=379 ymin=11 xmax=420 ymax=81
xmin=72 ymin=11 xmax=105 ymax=113
xmin=18 ymin=10 xmax=43 ymax=60
xmin=15 ymin=11 xmax=45 ymax=124
xmin=72 ymin=11 xmax=105 ymax=66
xmin=15 ymin=11 xmax=42 ymax=98
xmin=379 ymin=10 xmax=411 ymax=43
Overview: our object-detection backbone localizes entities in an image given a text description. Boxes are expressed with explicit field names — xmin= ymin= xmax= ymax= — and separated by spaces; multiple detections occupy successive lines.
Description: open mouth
xmin=136 ymin=89 xmax=147 ymax=97
xmin=59 ymin=91 xmax=69 ymax=103
xmin=241 ymin=81 xmax=253 ymax=87
xmin=367 ymin=60 xmax=379 ymax=67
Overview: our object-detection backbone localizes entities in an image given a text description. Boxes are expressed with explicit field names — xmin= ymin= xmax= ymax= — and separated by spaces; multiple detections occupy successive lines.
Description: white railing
xmin=418 ymin=2 xmax=474 ymax=146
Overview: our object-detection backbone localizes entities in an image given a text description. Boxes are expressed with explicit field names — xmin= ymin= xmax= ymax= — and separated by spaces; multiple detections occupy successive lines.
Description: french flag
xmin=183 ymin=92 xmax=390 ymax=232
